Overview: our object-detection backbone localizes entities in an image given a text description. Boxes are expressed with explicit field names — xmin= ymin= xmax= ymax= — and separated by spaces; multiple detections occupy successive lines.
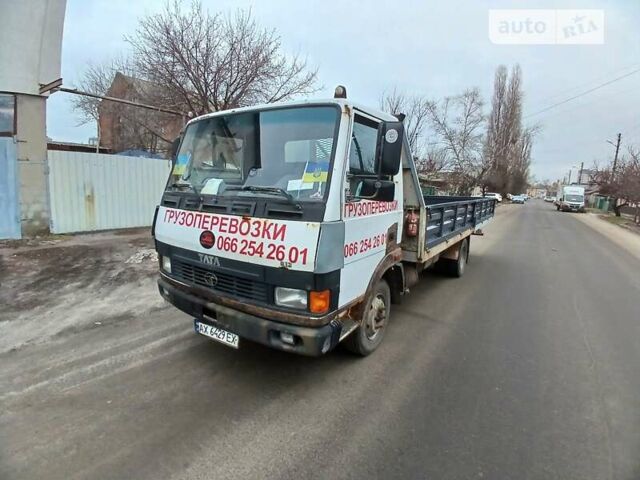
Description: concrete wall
xmin=0 ymin=0 xmax=66 ymax=95
xmin=16 ymin=94 xmax=50 ymax=235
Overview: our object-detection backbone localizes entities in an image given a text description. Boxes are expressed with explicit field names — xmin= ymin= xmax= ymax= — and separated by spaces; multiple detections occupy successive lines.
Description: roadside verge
xmin=0 ymin=230 xmax=167 ymax=353
xmin=573 ymin=213 xmax=640 ymax=261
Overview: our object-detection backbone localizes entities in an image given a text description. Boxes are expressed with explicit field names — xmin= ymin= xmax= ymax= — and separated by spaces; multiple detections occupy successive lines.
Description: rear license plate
xmin=194 ymin=320 xmax=239 ymax=349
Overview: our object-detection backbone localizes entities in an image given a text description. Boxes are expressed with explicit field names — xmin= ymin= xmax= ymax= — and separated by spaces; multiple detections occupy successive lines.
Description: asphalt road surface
xmin=2 ymin=201 xmax=640 ymax=480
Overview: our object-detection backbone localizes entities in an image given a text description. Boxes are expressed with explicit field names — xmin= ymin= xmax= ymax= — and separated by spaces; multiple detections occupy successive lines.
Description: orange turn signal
xmin=309 ymin=290 xmax=330 ymax=314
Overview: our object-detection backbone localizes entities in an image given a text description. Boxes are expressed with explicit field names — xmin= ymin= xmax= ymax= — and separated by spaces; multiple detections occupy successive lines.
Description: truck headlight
xmin=162 ymin=256 xmax=172 ymax=273
xmin=275 ymin=287 xmax=307 ymax=309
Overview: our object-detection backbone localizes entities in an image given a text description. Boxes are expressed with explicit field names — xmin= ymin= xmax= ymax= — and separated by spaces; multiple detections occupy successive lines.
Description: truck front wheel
xmin=344 ymin=279 xmax=391 ymax=356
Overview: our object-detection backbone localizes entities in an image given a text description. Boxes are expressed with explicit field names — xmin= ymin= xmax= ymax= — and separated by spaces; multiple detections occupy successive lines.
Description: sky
xmin=47 ymin=0 xmax=640 ymax=182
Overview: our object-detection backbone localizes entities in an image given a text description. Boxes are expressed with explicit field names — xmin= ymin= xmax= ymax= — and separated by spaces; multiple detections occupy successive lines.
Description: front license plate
xmin=194 ymin=320 xmax=239 ymax=349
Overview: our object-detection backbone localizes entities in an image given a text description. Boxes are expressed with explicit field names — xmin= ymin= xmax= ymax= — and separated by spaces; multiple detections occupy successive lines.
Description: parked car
xmin=484 ymin=192 xmax=503 ymax=203
xmin=512 ymin=195 xmax=526 ymax=204
xmin=544 ymin=195 xmax=554 ymax=202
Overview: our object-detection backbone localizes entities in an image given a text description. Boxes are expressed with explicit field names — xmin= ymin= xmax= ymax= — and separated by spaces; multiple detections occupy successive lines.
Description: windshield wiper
xmin=226 ymin=185 xmax=301 ymax=208
xmin=169 ymin=182 xmax=198 ymax=193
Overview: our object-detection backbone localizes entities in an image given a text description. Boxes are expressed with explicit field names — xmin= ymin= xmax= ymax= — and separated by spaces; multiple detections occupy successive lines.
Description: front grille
xmin=171 ymin=259 xmax=268 ymax=303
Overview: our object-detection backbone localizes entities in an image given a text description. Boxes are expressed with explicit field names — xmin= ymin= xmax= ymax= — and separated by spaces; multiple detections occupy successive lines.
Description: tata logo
xmin=204 ymin=272 xmax=218 ymax=287
xmin=198 ymin=253 xmax=221 ymax=267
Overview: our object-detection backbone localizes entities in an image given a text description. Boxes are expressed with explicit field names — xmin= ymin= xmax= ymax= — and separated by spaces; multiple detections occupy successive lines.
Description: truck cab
xmin=556 ymin=186 xmax=585 ymax=212
xmin=153 ymin=95 xmax=494 ymax=356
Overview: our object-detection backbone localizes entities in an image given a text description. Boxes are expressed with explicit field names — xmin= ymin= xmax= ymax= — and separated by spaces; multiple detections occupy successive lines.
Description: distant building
xmin=418 ymin=172 xmax=457 ymax=196
xmin=417 ymin=171 xmax=483 ymax=196
xmin=47 ymin=140 xmax=110 ymax=154
xmin=577 ymin=168 xmax=596 ymax=185
xmin=98 ymin=72 xmax=183 ymax=156
xmin=528 ymin=185 xmax=547 ymax=198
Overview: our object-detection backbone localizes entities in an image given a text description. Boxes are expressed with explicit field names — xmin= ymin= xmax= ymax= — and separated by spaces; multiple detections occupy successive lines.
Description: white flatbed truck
xmin=153 ymin=90 xmax=495 ymax=356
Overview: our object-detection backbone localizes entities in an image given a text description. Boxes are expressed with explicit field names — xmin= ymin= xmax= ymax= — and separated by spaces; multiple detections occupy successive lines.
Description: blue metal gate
xmin=0 ymin=137 xmax=20 ymax=239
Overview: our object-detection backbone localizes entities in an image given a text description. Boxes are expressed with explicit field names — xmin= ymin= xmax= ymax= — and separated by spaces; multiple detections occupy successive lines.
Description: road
xmin=2 ymin=201 xmax=640 ymax=480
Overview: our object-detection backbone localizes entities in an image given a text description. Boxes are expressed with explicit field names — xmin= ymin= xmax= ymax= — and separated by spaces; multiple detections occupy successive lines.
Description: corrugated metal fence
xmin=48 ymin=151 xmax=171 ymax=234
xmin=0 ymin=138 xmax=21 ymax=239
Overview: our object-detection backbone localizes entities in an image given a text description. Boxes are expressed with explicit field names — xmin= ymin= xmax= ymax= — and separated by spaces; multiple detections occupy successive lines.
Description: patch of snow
xmin=125 ymin=249 xmax=158 ymax=264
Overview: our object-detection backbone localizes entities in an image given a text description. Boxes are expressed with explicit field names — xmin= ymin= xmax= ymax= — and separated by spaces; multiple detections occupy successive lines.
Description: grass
xmin=599 ymin=214 xmax=628 ymax=225
xmin=597 ymin=212 xmax=640 ymax=234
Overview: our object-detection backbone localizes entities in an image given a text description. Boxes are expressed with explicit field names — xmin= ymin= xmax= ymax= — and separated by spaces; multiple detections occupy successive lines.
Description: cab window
xmin=349 ymin=116 xmax=378 ymax=176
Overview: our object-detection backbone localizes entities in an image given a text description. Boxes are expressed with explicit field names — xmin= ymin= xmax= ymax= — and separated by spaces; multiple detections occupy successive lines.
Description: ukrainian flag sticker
xmin=173 ymin=152 xmax=191 ymax=176
xmin=302 ymin=161 xmax=329 ymax=183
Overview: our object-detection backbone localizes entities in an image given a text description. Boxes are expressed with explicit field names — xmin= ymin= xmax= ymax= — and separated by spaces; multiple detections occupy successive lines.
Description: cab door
xmin=338 ymin=112 xmax=402 ymax=307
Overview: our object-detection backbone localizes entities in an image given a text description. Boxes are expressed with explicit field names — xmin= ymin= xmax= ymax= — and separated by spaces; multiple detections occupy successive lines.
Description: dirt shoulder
xmin=573 ymin=213 xmax=640 ymax=261
xmin=0 ymin=229 xmax=168 ymax=353
xmin=596 ymin=212 xmax=640 ymax=234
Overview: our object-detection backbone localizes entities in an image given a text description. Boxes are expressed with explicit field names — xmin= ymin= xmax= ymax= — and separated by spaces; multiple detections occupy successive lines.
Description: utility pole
xmin=612 ymin=133 xmax=621 ymax=178
xmin=579 ymin=161 xmax=584 ymax=185
xmin=606 ymin=133 xmax=622 ymax=214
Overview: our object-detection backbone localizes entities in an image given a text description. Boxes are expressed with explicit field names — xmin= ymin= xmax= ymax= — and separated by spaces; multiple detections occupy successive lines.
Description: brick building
xmin=98 ymin=72 xmax=183 ymax=155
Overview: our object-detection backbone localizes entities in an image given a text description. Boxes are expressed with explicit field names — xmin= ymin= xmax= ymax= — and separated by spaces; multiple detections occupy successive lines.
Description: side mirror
xmin=377 ymin=121 xmax=404 ymax=176
xmin=169 ymin=136 xmax=181 ymax=163
xmin=357 ymin=178 xmax=395 ymax=202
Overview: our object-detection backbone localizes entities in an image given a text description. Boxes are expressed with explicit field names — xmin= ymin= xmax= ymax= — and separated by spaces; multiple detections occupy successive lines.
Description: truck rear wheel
xmin=438 ymin=237 xmax=469 ymax=278
xmin=451 ymin=237 xmax=468 ymax=277
xmin=344 ymin=279 xmax=391 ymax=356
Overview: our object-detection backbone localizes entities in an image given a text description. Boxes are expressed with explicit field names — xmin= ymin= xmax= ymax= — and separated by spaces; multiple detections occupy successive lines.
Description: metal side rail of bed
xmin=423 ymin=196 xmax=496 ymax=250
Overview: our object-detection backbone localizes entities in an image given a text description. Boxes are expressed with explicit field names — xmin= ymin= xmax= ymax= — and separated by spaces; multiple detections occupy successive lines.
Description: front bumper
xmin=158 ymin=277 xmax=343 ymax=356
xmin=561 ymin=205 xmax=585 ymax=212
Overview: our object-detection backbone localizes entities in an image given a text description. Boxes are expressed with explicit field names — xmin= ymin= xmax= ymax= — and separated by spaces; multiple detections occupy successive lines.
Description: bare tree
xmin=416 ymin=146 xmax=449 ymax=178
xmin=71 ymin=59 xmax=180 ymax=153
xmin=379 ymin=88 xmax=431 ymax=157
xmin=484 ymin=65 xmax=535 ymax=195
xmin=126 ymin=2 xmax=319 ymax=115
xmin=72 ymin=2 xmax=318 ymax=153
xmin=424 ymin=89 xmax=487 ymax=194
xmin=70 ymin=57 xmax=135 ymax=149
xmin=592 ymin=146 xmax=640 ymax=219
xmin=625 ymin=147 xmax=640 ymax=223
xmin=508 ymin=126 xmax=536 ymax=194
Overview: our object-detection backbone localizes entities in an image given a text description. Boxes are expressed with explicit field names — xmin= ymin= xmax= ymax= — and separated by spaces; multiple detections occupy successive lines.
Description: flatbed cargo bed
xmin=423 ymin=195 xmax=495 ymax=250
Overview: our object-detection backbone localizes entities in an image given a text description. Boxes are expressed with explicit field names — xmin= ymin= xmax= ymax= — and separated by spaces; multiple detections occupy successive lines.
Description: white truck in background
xmin=153 ymin=88 xmax=495 ymax=356
xmin=555 ymin=185 xmax=585 ymax=212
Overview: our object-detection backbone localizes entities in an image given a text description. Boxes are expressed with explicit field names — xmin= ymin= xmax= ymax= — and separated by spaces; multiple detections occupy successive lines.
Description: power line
xmin=527 ymin=63 xmax=640 ymax=106
xmin=524 ymin=85 xmax=638 ymax=122
xmin=524 ymin=68 xmax=640 ymax=119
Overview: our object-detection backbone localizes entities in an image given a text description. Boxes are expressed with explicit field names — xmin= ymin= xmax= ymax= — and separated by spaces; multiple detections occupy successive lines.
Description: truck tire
xmin=449 ymin=237 xmax=468 ymax=278
xmin=436 ymin=238 xmax=469 ymax=278
xmin=343 ymin=279 xmax=391 ymax=356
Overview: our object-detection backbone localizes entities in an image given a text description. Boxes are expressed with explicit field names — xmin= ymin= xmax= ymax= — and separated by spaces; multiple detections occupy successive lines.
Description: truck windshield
xmin=169 ymin=106 xmax=339 ymax=202
xmin=566 ymin=194 xmax=583 ymax=202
